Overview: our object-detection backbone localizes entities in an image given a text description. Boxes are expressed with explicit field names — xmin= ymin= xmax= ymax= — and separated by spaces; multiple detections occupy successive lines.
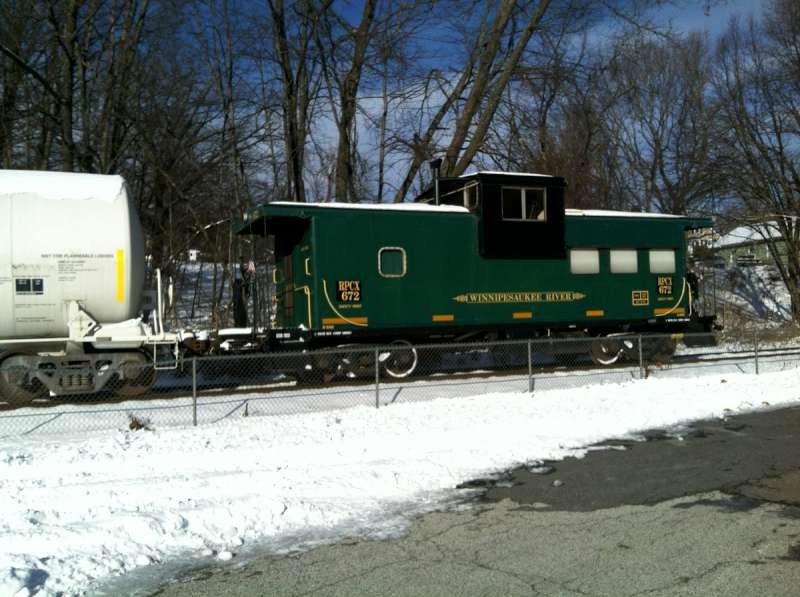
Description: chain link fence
xmin=1 ymin=330 xmax=799 ymax=438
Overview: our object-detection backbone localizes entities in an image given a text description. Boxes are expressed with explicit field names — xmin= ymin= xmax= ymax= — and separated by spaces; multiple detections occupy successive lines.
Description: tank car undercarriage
xmin=0 ymin=301 xmax=176 ymax=405
xmin=0 ymin=350 xmax=156 ymax=404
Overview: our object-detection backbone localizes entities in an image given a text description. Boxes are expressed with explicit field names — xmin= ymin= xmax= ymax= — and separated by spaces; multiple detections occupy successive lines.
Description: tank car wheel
xmin=380 ymin=341 xmax=418 ymax=379
xmin=0 ymin=355 xmax=46 ymax=405
xmin=114 ymin=353 xmax=156 ymax=397
xmin=589 ymin=338 xmax=623 ymax=366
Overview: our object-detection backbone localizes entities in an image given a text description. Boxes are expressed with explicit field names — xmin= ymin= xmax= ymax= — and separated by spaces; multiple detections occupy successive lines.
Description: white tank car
xmin=0 ymin=170 xmax=145 ymax=338
xmin=0 ymin=171 xmax=173 ymax=403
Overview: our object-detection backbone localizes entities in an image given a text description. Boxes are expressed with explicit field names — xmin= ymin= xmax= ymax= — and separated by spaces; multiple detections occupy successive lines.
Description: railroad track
xmin=3 ymin=343 xmax=800 ymax=413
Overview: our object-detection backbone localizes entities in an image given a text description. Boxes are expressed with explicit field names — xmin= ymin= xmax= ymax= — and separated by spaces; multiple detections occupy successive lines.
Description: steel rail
xmin=3 ymin=343 xmax=800 ymax=413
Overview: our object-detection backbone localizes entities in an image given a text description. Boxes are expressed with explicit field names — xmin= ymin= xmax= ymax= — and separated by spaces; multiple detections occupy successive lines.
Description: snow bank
xmin=0 ymin=369 xmax=798 ymax=596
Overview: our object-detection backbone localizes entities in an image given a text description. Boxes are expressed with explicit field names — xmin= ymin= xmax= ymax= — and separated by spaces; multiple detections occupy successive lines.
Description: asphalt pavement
xmin=146 ymin=404 xmax=800 ymax=597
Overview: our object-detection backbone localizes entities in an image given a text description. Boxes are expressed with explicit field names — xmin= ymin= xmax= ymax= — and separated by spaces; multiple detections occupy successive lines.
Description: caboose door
xmin=276 ymin=236 xmax=313 ymax=330
xmin=264 ymin=214 xmax=313 ymax=331
xmin=280 ymin=254 xmax=294 ymax=326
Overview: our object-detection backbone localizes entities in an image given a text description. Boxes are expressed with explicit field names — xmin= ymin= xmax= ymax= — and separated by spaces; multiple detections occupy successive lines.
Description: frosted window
xmin=610 ymin=249 xmax=638 ymax=273
xmin=649 ymin=249 xmax=676 ymax=273
xmin=464 ymin=185 xmax=478 ymax=209
xmin=524 ymin=189 xmax=546 ymax=220
xmin=570 ymin=249 xmax=600 ymax=274
xmin=379 ymin=247 xmax=406 ymax=278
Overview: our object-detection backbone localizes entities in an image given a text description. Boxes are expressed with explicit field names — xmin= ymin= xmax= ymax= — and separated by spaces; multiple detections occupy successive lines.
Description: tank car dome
xmin=0 ymin=170 xmax=146 ymax=340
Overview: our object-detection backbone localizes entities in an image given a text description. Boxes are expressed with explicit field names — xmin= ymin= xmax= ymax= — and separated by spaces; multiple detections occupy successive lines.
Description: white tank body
xmin=0 ymin=170 xmax=145 ymax=340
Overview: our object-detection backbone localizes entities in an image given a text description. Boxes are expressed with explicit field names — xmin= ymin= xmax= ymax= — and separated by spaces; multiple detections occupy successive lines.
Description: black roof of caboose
xmin=414 ymin=171 xmax=566 ymax=204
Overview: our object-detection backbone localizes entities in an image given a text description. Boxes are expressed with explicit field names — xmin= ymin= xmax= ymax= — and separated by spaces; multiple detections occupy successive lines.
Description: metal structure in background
xmin=690 ymin=256 xmax=717 ymax=323
xmin=1 ymin=330 xmax=799 ymax=438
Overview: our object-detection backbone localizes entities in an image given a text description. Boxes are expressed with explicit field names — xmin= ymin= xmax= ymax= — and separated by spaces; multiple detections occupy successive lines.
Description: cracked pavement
xmin=148 ymin=405 xmax=800 ymax=597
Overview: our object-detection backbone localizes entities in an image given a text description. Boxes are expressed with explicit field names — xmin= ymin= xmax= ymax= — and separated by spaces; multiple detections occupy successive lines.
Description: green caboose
xmin=238 ymin=172 xmax=714 ymax=355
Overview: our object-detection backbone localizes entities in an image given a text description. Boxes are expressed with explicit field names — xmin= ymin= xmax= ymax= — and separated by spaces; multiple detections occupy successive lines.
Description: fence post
xmin=192 ymin=357 xmax=198 ymax=426
xmin=638 ymin=335 xmax=644 ymax=380
xmin=374 ymin=347 xmax=380 ymax=409
xmin=527 ymin=339 xmax=533 ymax=393
xmin=754 ymin=329 xmax=759 ymax=375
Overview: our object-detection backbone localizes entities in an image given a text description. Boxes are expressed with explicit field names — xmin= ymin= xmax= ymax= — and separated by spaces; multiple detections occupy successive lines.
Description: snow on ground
xmin=717 ymin=264 xmax=793 ymax=324
xmin=1 ymin=368 xmax=799 ymax=596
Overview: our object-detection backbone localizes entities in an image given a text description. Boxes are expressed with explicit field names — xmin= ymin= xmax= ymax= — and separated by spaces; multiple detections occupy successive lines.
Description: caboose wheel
xmin=114 ymin=353 xmax=156 ymax=397
xmin=381 ymin=341 xmax=418 ymax=379
xmin=0 ymin=354 xmax=46 ymax=405
xmin=589 ymin=338 xmax=623 ymax=366
xmin=642 ymin=337 xmax=677 ymax=364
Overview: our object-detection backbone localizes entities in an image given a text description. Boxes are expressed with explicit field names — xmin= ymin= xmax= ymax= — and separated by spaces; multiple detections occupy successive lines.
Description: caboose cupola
xmin=415 ymin=170 xmax=567 ymax=259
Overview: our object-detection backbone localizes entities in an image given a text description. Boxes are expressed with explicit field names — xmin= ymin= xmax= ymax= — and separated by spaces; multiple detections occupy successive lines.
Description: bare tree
xmin=0 ymin=3 xmax=62 ymax=169
xmin=479 ymin=12 xmax=620 ymax=209
xmin=714 ymin=0 xmax=800 ymax=322
xmin=386 ymin=0 xmax=552 ymax=201
xmin=0 ymin=1 xmax=39 ymax=167
xmin=601 ymin=32 xmax=718 ymax=214
xmin=326 ymin=0 xmax=376 ymax=202
xmin=267 ymin=0 xmax=331 ymax=202
xmin=4 ymin=0 xmax=153 ymax=172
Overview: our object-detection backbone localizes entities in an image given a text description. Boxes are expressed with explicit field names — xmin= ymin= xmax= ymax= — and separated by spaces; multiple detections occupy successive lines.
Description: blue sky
xmin=654 ymin=0 xmax=768 ymax=36
xmin=332 ymin=1 xmax=769 ymax=32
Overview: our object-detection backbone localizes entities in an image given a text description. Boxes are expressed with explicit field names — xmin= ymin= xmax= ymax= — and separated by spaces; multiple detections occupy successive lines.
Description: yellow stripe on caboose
xmin=654 ymin=307 xmax=686 ymax=316
xmin=116 ymin=249 xmax=125 ymax=303
xmin=322 ymin=317 xmax=369 ymax=326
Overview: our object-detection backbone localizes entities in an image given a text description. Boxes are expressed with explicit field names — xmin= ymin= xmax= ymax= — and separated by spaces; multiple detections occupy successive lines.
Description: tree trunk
xmin=269 ymin=0 xmax=330 ymax=202
xmin=450 ymin=0 xmax=551 ymax=176
xmin=377 ymin=61 xmax=389 ymax=201
xmin=55 ymin=0 xmax=80 ymax=171
xmin=0 ymin=55 xmax=22 ymax=167
xmin=333 ymin=0 xmax=376 ymax=203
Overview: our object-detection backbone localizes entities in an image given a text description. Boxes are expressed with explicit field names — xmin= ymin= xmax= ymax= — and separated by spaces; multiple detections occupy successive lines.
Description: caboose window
xmin=501 ymin=187 xmax=547 ymax=221
xmin=379 ymin=247 xmax=406 ymax=278
xmin=610 ymin=249 xmax=638 ymax=273
xmin=438 ymin=182 xmax=479 ymax=209
xmin=502 ymin=188 xmax=523 ymax=219
xmin=570 ymin=249 xmax=599 ymax=274
xmin=464 ymin=183 xmax=478 ymax=209
xmin=649 ymin=249 xmax=676 ymax=273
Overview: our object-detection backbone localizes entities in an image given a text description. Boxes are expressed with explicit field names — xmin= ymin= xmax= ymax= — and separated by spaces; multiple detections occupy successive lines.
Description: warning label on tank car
xmin=14 ymin=278 xmax=44 ymax=295
xmin=41 ymin=253 xmax=114 ymax=259
xmin=15 ymin=314 xmax=55 ymax=324
xmin=45 ymin=253 xmax=113 ymax=282
xmin=452 ymin=291 xmax=586 ymax=304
